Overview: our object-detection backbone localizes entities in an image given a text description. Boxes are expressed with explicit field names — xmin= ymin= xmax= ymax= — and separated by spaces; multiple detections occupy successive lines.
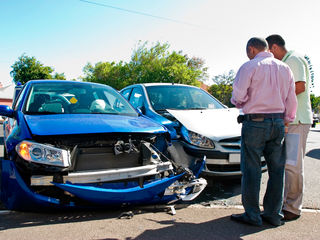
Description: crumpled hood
xmin=24 ymin=114 xmax=166 ymax=136
xmin=167 ymin=108 xmax=241 ymax=141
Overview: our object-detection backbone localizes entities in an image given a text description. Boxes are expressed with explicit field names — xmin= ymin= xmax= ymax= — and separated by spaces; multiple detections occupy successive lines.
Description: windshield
xmin=146 ymin=85 xmax=225 ymax=111
xmin=24 ymin=82 xmax=138 ymax=116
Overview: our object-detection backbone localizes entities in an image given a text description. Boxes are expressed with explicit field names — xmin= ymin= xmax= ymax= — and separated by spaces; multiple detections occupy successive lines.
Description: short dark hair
xmin=266 ymin=34 xmax=286 ymax=48
xmin=246 ymin=37 xmax=268 ymax=51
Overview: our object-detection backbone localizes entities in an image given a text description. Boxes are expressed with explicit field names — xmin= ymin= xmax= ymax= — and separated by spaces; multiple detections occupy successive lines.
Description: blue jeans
xmin=241 ymin=118 xmax=285 ymax=224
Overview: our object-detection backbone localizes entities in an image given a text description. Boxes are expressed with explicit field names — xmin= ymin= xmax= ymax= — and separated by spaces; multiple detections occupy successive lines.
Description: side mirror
xmin=0 ymin=105 xmax=14 ymax=118
xmin=136 ymin=106 xmax=146 ymax=115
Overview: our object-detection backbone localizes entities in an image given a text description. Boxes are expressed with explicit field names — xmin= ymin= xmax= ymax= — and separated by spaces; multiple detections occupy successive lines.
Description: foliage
xmin=10 ymin=54 xmax=66 ymax=84
xmin=81 ymin=42 xmax=208 ymax=90
xmin=82 ymin=61 xmax=129 ymax=90
xmin=208 ymin=70 xmax=235 ymax=107
xmin=310 ymin=94 xmax=320 ymax=113
xmin=52 ymin=72 xmax=66 ymax=80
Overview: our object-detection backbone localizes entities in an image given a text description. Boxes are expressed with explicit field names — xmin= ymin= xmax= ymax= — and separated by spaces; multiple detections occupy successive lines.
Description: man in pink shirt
xmin=230 ymin=37 xmax=297 ymax=227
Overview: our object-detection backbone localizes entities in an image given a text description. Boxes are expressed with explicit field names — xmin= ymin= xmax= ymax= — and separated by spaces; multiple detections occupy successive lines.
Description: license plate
xmin=229 ymin=154 xmax=240 ymax=163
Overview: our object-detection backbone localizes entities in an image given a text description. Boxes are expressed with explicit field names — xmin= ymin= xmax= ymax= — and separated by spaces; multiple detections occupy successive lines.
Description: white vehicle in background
xmin=121 ymin=83 xmax=268 ymax=177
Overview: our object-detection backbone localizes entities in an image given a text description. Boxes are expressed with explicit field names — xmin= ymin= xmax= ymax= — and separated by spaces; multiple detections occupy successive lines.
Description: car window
xmin=13 ymin=85 xmax=27 ymax=111
xmin=146 ymin=85 xmax=225 ymax=111
xmin=24 ymin=82 xmax=138 ymax=116
xmin=121 ymin=88 xmax=132 ymax=100
xmin=129 ymin=88 xmax=144 ymax=109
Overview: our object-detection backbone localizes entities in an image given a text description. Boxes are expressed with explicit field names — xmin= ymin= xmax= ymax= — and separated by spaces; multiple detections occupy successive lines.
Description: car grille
xmin=72 ymin=147 xmax=141 ymax=171
xmin=219 ymin=137 xmax=241 ymax=150
xmin=207 ymin=161 xmax=267 ymax=172
xmin=32 ymin=133 xmax=168 ymax=172
xmin=206 ymin=164 xmax=241 ymax=172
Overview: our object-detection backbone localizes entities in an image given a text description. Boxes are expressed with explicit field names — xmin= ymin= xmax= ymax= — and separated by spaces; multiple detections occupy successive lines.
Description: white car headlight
xmin=16 ymin=141 xmax=70 ymax=167
xmin=181 ymin=126 xmax=215 ymax=149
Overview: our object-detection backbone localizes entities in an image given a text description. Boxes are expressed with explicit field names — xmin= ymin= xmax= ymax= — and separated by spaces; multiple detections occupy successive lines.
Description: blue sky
xmin=1 ymin=0 xmax=320 ymax=95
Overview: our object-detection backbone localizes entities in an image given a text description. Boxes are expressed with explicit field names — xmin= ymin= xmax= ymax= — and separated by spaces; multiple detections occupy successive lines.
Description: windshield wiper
xmin=25 ymin=111 xmax=62 ymax=115
xmin=90 ymin=112 xmax=117 ymax=115
xmin=186 ymin=107 xmax=208 ymax=110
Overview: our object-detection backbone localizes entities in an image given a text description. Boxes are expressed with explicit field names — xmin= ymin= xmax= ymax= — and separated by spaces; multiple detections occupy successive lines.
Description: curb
xmin=188 ymin=203 xmax=320 ymax=213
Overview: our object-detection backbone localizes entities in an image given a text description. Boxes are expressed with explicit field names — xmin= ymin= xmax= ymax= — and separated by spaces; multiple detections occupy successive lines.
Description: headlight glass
xmin=16 ymin=141 xmax=70 ymax=167
xmin=181 ymin=126 xmax=215 ymax=149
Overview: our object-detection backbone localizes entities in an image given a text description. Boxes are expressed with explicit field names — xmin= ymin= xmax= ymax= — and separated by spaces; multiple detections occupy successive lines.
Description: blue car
xmin=0 ymin=80 xmax=206 ymax=211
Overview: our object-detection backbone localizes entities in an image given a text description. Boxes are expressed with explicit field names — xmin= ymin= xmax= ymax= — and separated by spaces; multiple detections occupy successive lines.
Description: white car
xmin=121 ymin=83 xmax=267 ymax=177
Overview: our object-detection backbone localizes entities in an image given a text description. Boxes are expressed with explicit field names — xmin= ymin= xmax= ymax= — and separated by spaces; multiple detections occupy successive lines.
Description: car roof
xmin=140 ymin=83 xmax=199 ymax=88
xmin=27 ymin=80 xmax=112 ymax=88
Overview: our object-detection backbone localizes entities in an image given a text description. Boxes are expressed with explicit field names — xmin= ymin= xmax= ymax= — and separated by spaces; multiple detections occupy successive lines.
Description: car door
xmin=128 ymin=87 xmax=145 ymax=110
xmin=121 ymin=88 xmax=132 ymax=100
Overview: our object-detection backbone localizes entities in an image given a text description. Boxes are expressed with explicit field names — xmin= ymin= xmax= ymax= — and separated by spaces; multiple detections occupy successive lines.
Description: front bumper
xmin=173 ymin=141 xmax=267 ymax=177
xmin=0 ymin=159 xmax=207 ymax=211
xmin=30 ymin=162 xmax=173 ymax=186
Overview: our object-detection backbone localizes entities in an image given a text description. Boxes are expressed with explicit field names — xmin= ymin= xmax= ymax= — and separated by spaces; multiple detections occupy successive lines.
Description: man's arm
xmin=231 ymin=64 xmax=252 ymax=108
xmin=286 ymin=56 xmax=306 ymax=95
xmin=295 ymin=81 xmax=305 ymax=95
xmin=284 ymin=70 xmax=298 ymax=124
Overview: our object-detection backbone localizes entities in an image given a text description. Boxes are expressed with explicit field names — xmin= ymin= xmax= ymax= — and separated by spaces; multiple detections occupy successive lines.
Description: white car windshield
xmin=146 ymin=85 xmax=225 ymax=111
xmin=24 ymin=82 xmax=138 ymax=116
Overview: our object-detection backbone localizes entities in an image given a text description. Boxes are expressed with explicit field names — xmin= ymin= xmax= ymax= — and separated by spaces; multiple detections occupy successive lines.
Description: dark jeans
xmin=241 ymin=118 xmax=285 ymax=224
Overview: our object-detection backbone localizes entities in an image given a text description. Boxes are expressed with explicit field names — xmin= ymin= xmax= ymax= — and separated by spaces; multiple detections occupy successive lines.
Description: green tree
xmin=208 ymin=70 xmax=235 ymax=107
xmin=10 ymin=54 xmax=66 ymax=84
xmin=310 ymin=94 xmax=320 ymax=113
xmin=82 ymin=61 xmax=130 ymax=90
xmin=82 ymin=42 xmax=208 ymax=89
xmin=52 ymin=72 xmax=66 ymax=80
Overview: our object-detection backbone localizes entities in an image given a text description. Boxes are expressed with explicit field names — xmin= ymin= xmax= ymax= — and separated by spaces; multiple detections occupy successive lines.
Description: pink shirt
xmin=231 ymin=51 xmax=297 ymax=122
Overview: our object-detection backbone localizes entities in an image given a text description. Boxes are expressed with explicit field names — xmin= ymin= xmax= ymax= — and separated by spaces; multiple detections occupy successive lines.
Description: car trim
xmin=30 ymin=162 xmax=173 ymax=186
xmin=202 ymin=164 xmax=268 ymax=177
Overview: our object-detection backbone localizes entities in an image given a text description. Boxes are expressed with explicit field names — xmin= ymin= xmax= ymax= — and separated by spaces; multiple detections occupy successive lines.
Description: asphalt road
xmin=0 ymin=124 xmax=319 ymax=210
xmin=194 ymin=125 xmax=320 ymax=210
xmin=0 ymin=124 xmax=319 ymax=239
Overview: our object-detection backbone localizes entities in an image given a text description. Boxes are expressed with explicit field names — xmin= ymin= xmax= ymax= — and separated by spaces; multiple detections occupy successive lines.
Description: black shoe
xmin=283 ymin=210 xmax=300 ymax=221
xmin=261 ymin=214 xmax=285 ymax=226
xmin=231 ymin=213 xmax=262 ymax=227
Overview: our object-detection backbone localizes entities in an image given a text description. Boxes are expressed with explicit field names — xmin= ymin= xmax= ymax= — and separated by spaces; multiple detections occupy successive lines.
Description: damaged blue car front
xmin=0 ymin=80 xmax=206 ymax=211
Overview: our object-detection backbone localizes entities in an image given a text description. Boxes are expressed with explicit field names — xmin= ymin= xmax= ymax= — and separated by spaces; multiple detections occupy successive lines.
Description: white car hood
xmin=167 ymin=108 xmax=241 ymax=141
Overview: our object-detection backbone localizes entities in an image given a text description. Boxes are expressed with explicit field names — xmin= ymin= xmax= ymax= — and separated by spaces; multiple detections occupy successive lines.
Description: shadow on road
xmin=193 ymin=177 xmax=242 ymax=205
xmin=132 ymin=216 xmax=274 ymax=240
xmin=0 ymin=207 xmax=278 ymax=239
xmin=0 ymin=209 xmax=124 ymax=231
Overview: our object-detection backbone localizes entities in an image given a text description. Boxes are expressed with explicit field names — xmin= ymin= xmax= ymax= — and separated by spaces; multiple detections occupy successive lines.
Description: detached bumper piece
xmin=1 ymin=159 xmax=207 ymax=211
xmin=53 ymin=174 xmax=183 ymax=205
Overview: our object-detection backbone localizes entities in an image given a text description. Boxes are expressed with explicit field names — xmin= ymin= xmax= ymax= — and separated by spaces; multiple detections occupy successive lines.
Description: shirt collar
xmin=254 ymin=51 xmax=273 ymax=59
xmin=282 ymin=50 xmax=293 ymax=62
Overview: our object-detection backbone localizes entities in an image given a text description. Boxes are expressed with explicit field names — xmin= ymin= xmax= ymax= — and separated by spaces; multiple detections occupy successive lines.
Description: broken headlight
xmin=181 ymin=126 xmax=215 ymax=149
xmin=16 ymin=141 xmax=70 ymax=167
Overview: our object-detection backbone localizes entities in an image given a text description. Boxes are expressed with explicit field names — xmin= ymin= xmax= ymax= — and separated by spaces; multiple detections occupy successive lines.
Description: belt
xmin=244 ymin=113 xmax=284 ymax=120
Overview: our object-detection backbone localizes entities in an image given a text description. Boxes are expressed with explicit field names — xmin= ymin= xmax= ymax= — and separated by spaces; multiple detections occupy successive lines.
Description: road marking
xmin=188 ymin=204 xmax=320 ymax=213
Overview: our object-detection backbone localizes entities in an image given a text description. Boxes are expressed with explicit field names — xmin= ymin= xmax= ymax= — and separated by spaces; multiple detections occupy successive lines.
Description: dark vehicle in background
xmin=0 ymin=80 xmax=206 ymax=211
xmin=121 ymin=83 xmax=267 ymax=177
